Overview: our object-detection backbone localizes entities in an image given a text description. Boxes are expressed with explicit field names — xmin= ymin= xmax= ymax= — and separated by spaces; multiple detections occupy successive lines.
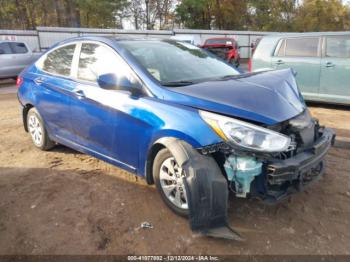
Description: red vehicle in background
xmin=201 ymin=37 xmax=240 ymax=67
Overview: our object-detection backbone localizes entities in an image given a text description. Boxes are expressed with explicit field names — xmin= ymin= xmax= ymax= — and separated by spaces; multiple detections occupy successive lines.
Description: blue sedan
xmin=17 ymin=36 xmax=335 ymax=240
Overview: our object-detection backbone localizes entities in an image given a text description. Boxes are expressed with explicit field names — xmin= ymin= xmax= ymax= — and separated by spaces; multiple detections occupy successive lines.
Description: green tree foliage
xmin=175 ymin=0 xmax=213 ymax=29
xmin=246 ymin=0 xmax=297 ymax=31
xmin=0 ymin=0 xmax=350 ymax=31
xmin=78 ymin=0 xmax=128 ymax=28
xmin=0 ymin=0 xmax=128 ymax=29
xmin=175 ymin=0 xmax=350 ymax=31
xmin=293 ymin=0 xmax=350 ymax=32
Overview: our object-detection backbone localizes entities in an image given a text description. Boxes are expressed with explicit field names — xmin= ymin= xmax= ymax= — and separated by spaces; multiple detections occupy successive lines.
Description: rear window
xmin=42 ymin=44 xmax=76 ymax=76
xmin=9 ymin=42 xmax=28 ymax=54
xmin=326 ymin=35 xmax=350 ymax=58
xmin=276 ymin=37 xmax=320 ymax=57
xmin=0 ymin=42 xmax=13 ymax=54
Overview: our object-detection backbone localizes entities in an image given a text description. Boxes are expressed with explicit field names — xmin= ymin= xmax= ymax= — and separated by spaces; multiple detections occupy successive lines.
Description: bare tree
xmin=127 ymin=0 xmax=145 ymax=29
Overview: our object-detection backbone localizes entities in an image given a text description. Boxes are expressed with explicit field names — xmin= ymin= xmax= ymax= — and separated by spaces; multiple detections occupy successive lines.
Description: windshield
xmin=118 ymin=40 xmax=239 ymax=86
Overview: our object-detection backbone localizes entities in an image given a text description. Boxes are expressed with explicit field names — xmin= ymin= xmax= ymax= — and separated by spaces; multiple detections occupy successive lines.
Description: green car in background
xmin=251 ymin=32 xmax=350 ymax=105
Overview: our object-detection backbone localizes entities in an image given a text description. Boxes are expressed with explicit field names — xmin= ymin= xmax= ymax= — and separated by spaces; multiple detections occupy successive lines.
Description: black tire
xmin=153 ymin=148 xmax=189 ymax=217
xmin=27 ymin=108 xmax=55 ymax=151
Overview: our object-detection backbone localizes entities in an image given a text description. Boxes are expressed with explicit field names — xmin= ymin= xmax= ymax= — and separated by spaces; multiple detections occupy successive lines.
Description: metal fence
xmin=0 ymin=27 xmax=273 ymax=58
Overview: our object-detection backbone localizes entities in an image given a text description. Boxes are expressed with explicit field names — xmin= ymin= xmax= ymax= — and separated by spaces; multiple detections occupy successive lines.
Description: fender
xmin=155 ymin=137 xmax=243 ymax=240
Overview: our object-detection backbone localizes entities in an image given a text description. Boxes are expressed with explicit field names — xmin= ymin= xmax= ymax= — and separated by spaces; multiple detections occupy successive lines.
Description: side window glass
xmin=9 ymin=42 xmax=28 ymax=54
xmin=326 ymin=36 xmax=350 ymax=58
xmin=42 ymin=44 xmax=76 ymax=76
xmin=276 ymin=39 xmax=285 ymax=56
xmin=78 ymin=43 xmax=136 ymax=85
xmin=285 ymin=38 xmax=319 ymax=57
xmin=0 ymin=42 xmax=13 ymax=54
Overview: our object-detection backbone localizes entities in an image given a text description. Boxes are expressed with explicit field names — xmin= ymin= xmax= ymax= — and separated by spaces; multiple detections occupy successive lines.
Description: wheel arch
xmin=22 ymin=103 xmax=34 ymax=132
xmin=145 ymin=136 xmax=199 ymax=185
xmin=146 ymin=137 xmax=243 ymax=240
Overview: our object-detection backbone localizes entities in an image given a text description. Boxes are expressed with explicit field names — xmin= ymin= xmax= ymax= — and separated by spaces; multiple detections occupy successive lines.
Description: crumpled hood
xmin=163 ymin=69 xmax=306 ymax=125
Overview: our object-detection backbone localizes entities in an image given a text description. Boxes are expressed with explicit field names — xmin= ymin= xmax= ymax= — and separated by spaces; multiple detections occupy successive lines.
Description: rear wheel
xmin=153 ymin=148 xmax=189 ymax=217
xmin=27 ymin=108 xmax=55 ymax=151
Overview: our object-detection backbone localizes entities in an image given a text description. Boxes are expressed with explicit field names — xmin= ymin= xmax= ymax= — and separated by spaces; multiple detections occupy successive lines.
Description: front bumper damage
xmin=263 ymin=127 xmax=335 ymax=203
xmin=161 ymin=127 xmax=335 ymax=240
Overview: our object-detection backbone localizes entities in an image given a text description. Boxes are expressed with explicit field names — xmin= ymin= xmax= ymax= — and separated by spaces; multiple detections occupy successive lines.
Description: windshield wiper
xmin=218 ymin=74 xmax=243 ymax=80
xmin=218 ymin=71 xmax=267 ymax=81
xmin=161 ymin=80 xmax=195 ymax=87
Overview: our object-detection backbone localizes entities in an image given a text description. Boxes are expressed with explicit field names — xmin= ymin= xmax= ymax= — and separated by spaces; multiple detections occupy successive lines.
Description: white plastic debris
xmin=140 ymin=221 xmax=153 ymax=229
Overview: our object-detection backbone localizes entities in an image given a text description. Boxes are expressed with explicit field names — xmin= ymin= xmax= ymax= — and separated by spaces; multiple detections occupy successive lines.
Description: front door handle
xmin=275 ymin=59 xmax=285 ymax=65
xmin=73 ymin=89 xmax=86 ymax=99
xmin=325 ymin=62 xmax=335 ymax=68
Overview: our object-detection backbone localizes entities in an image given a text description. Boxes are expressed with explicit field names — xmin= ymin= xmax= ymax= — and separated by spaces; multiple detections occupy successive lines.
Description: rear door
xmin=34 ymin=43 xmax=77 ymax=139
xmin=271 ymin=37 xmax=321 ymax=101
xmin=320 ymin=35 xmax=350 ymax=104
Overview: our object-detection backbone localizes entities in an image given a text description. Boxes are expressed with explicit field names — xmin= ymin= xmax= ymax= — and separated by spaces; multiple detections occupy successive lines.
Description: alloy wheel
xmin=159 ymin=157 xmax=188 ymax=210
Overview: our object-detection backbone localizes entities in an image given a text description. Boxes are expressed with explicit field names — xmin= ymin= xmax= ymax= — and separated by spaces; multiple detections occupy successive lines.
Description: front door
xmin=69 ymin=42 xmax=140 ymax=163
xmin=271 ymin=37 xmax=321 ymax=101
xmin=320 ymin=35 xmax=350 ymax=104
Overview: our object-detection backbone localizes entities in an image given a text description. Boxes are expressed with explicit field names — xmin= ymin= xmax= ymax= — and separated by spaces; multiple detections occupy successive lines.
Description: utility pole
xmin=145 ymin=0 xmax=150 ymax=30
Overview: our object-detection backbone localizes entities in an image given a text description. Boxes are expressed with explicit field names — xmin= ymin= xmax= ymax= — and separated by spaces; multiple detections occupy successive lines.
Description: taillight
xmin=248 ymin=58 xmax=252 ymax=72
xmin=16 ymin=76 xmax=23 ymax=88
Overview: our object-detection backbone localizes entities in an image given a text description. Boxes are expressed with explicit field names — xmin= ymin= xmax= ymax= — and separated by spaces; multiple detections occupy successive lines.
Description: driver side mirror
xmin=97 ymin=73 xmax=142 ymax=95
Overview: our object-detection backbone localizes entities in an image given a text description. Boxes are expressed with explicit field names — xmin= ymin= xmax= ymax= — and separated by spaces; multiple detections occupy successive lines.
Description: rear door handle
xmin=73 ymin=89 xmax=86 ymax=99
xmin=275 ymin=59 xmax=284 ymax=65
xmin=34 ymin=77 xmax=44 ymax=85
xmin=325 ymin=62 xmax=335 ymax=68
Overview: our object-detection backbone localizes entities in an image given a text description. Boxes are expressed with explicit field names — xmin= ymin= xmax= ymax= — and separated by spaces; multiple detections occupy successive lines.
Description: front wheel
xmin=153 ymin=148 xmax=189 ymax=217
xmin=27 ymin=108 xmax=55 ymax=151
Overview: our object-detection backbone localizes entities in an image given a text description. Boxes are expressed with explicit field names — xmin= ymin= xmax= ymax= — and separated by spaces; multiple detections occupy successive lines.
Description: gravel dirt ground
xmin=0 ymin=81 xmax=350 ymax=255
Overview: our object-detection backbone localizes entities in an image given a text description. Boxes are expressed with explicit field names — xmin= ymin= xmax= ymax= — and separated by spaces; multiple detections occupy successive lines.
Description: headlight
xmin=199 ymin=110 xmax=291 ymax=152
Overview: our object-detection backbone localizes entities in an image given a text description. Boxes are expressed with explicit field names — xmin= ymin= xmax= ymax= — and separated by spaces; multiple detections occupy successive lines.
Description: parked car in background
xmin=17 ymin=36 xmax=334 ymax=240
xmin=0 ymin=41 xmax=41 ymax=79
xmin=201 ymin=37 xmax=240 ymax=67
xmin=251 ymin=32 xmax=350 ymax=105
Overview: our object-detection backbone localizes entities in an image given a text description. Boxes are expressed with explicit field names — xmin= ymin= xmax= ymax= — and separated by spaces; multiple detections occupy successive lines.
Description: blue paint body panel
xmin=17 ymin=36 xmax=305 ymax=177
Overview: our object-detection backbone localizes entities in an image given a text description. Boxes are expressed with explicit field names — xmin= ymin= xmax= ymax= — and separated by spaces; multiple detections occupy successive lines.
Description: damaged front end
xmin=254 ymin=110 xmax=335 ymax=203
xmin=201 ymin=109 xmax=335 ymax=202
xmin=185 ymin=109 xmax=335 ymax=239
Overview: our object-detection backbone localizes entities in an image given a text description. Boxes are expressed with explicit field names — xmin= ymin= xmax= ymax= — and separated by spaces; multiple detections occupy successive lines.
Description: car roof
xmin=54 ymin=35 xmax=175 ymax=46
xmin=265 ymin=31 xmax=350 ymax=38
xmin=48 ymin=36 xmax=177 ymax=52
